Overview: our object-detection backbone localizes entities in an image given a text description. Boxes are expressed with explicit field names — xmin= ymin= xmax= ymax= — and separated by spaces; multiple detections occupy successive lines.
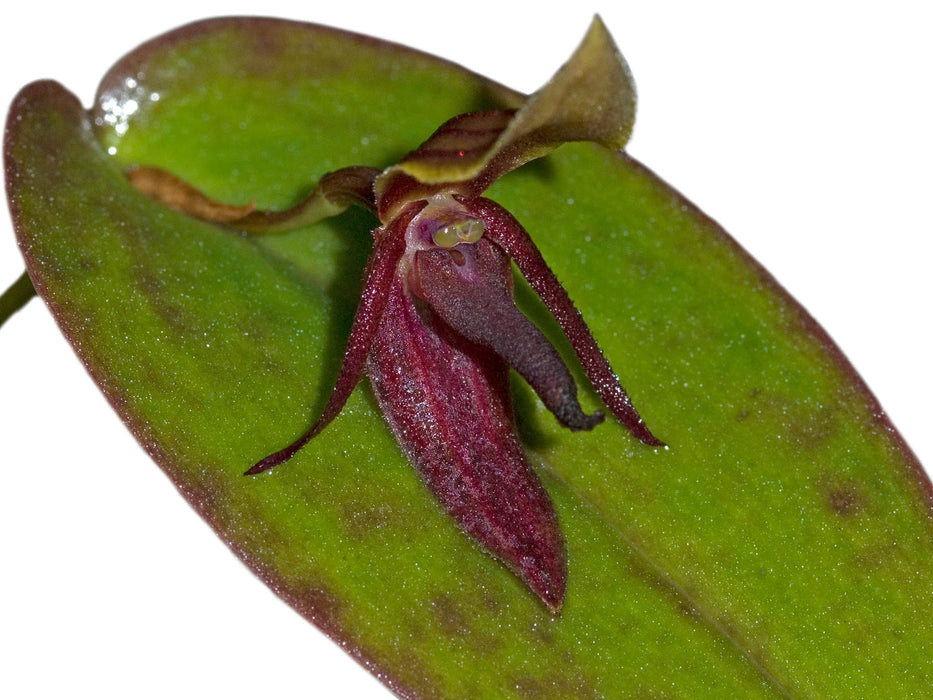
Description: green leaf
xmin=4 ymin=17 xmax=931 ymax=698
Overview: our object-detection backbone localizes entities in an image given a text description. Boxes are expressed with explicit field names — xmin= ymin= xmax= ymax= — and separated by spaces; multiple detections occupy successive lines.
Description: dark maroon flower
xmin=128 ymin=16 xmax=662 ymax=613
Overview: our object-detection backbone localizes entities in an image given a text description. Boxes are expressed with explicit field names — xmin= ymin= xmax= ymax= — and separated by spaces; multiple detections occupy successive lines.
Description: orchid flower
xmin=128 ymin=16 xmax=662 ymax=613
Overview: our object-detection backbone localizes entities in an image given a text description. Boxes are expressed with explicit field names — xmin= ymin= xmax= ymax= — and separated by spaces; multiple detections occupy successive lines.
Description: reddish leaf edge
xmin=4 ymin=77 xmax=441 ymax=700
xmin=620 ymin=151 xmax=932 ymax=510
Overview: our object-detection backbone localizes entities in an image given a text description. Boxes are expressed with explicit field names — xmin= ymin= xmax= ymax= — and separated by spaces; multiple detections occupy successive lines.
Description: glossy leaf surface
xmin=5 ymin=17 xmax=932 ymax=698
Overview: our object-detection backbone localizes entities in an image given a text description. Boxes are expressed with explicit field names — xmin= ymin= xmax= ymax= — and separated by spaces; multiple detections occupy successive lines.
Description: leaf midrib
xmin=536 ymin=450 xmax=799 ymax=698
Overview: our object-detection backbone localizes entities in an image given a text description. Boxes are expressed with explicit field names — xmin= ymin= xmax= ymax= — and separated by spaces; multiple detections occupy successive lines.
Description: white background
xmin=2 ymin=2 xmax=930 ymax=698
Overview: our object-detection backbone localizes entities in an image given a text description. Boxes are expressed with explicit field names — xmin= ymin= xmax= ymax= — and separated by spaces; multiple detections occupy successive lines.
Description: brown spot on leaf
xmin=818 ymin=473 xmax=866 ymax=518
xmin=512 ymin=671 xmax=600 ymax=700
xmin=341 ymin=499 xmax=395 ymax=541
xmin=431 ymin=593 xmax=470 ymax=638
xmin=827 ymin=485 xmax=864 ymax=517
xmin=787 ymin=404 xmax=836 ymax=450
xmin=480 ymin=582 xmax=504 ymax=615
xmin=528 ymin=617 xmax=556 ymax=647
xmin=134 ymin=268 xmax=193 ymax=334
xmin=422 ymin=591 xmax=506 ymax=658
xmin=735 ymin=388 xmax=837 ymax=451
xmin=854 ymin=541 xmax=905 ymax=572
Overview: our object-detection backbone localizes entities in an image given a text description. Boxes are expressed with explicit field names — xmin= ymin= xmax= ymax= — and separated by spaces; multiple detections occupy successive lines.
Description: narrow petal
xmin=128 ymin=164 xmax=381 ymax=232
xmin=468 ymin=197 xmax=664 ymax=447
xmin=413 ymin=239 xmax=603 ymax=431
xmin=245 ymin=203 xmax=422 ymax=474
xmin=368 ymin=278 xmax=567 ymax=612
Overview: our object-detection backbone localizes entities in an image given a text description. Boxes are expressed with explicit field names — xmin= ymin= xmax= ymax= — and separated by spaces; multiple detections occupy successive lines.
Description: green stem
xmin=0 ymin=271 xmax=37 ymax=329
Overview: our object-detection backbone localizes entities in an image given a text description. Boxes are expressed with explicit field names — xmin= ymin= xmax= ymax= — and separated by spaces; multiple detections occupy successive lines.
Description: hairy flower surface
xmin=128 ymin=16 xmax=662 ymax=612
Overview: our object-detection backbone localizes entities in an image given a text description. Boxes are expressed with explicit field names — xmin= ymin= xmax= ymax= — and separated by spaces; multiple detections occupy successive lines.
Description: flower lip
xmin=412 ymin=230 xmax=606 ymax=433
